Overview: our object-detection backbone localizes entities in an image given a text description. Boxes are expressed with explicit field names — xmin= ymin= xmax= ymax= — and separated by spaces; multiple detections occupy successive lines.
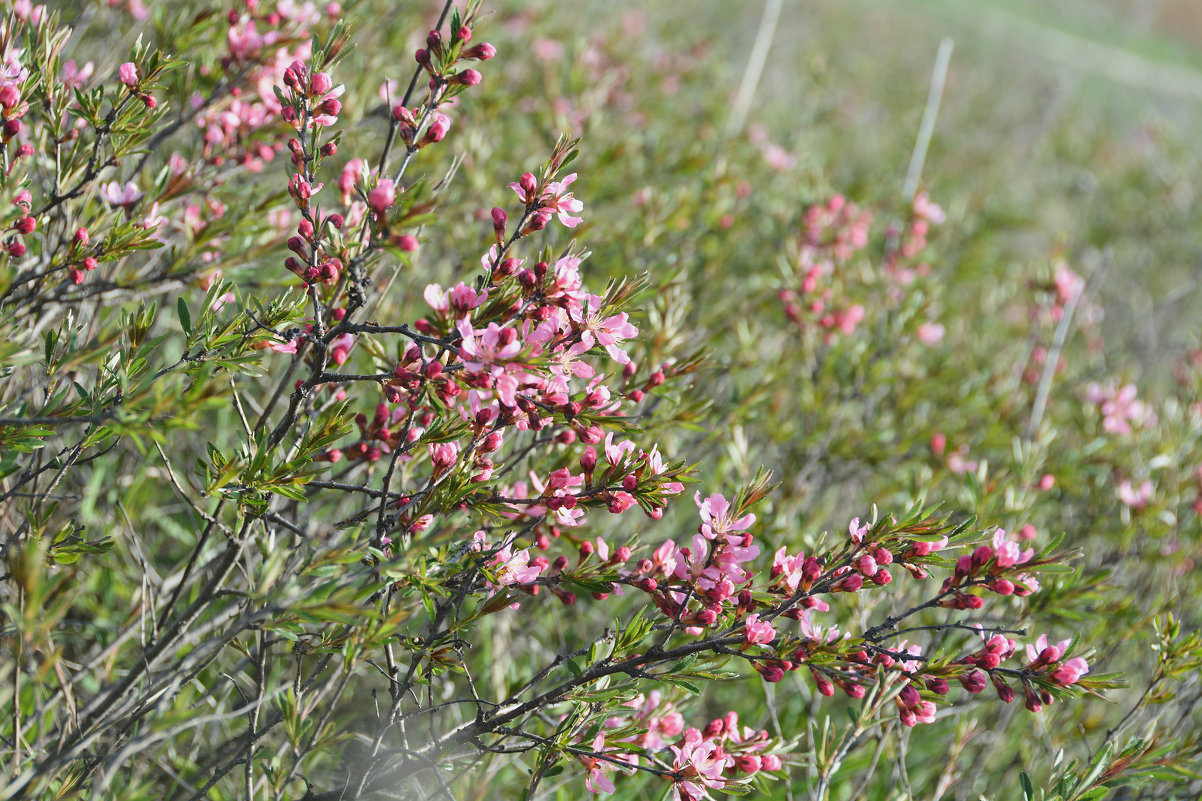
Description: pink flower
xmin=570 ymin=299 xmax=638 ymax=364
xmin=1051 ymin=657 xmax=1089 ymax=686
xmin=848 ymin=518 xmax=868 ymax=544
xmin=61 ymin=59 xmax=94 ymax=89
xmin=912 ymin=190 xmax=946 ymax=224
xmin=457 ymin=320 xmax=522 ymax=376
xmin=669 ymin=731 xmax=729 ymax=800
xmin=743 ymin=614 xmax=775 ymax=646
xmin=916 ymin=321 xmax=945 ymax=345
xmin=991 ymin=528 xmax=1034 ymax=568
xmin=102 ymin=181 xmax=144 ymax=208
xmin=424 ymin=282 xmax=485 ymax=317
xmin=119 ymin=62 xmax=139 ymax=87
xmin=1025 ymin=634 xmax=1070 ymax=665
xmin=509 ymin=171 xmax=585 ymax=228
xmin=486 ymin=542 xmax=543 ymax=587
xmin=429 ymin=442 xmax=459 ymax=474
xmin=695 ymin=492 xmax=755 ymax=542
xmin=1118 ymin=479 xmax=1153 ymax=509
xmin=579 ymin=734 xmax=619 ymax=794
xmin=1087 ymin=382 xmax=1157 ymax=435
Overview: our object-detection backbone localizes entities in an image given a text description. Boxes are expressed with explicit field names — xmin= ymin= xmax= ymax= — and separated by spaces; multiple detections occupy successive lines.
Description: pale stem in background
xmin=727 ymin=0 xmax=783 ymax=137
xmin=903 ymin=36 xmax=954 ymax=201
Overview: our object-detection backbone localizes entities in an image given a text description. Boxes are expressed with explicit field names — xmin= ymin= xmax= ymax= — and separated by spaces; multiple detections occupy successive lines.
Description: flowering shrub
xmin=0 ymin=2 xmax=1200 ymax=800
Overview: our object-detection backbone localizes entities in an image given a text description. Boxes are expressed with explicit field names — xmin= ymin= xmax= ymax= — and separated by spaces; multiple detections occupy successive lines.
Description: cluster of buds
xmin=413 ymin=24 xmax=491 ymax=91
xmin=881 ymin=189 xmax=944 ymax=284
xmin=5 ymin=191 xmax=35 ymax=259
xmin=0 ymin=43 xmax=30 ymax=157
xmin=280 ymin=62 xmax=343 ymax=129
xmin=66 ymin=227 xmax=99 ymax=285
xmin=938 ymin=527 xmax=1040 ymax=606
xmin=392 ymin=105 xmax=452 ymax=150
xmin=386 ymin=344 xmax=460 ymax=408
xmin=283 ymin=206 xmax=345 ymax=285
xmin=780 ymin=195 xmax=872 ymax=340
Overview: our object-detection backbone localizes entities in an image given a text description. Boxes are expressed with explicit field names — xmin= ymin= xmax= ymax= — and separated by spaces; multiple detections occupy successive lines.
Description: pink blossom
xmin=509 ymin=171 xmax=585 ymax=228
xmin=1053 ymin=261 xmax=1085 ymax=305
xmin=1086 ymin=382 xmax=1157 ymax=435
xmin=61 ymin=59 xmax=95 ymax=89
xmin=991 ymin=528 xmax=1034 ymax=568
xmin=696 ymin=492 xmax=755 ymax=542
xmin=424 ymin=282 xmax=485 ymax=317
xmin=912 ymin=190 xmax=946 ymax=223
xmin=1025 ymin=634 xmax=1070 ymax=665
xmin=102 ymin=181 xmax=144 ymax=208
xmin=916 ymin=321 xmax=945 ymax=345
xmin=485 ymin=542 xmax=543 ymax=587
xmin=1118 ymin=479 xmax=1153 ymax=509
xmin=669 ymin=731 xmax=729 ymax=800
xmin=743 ymin=614 xmax=775 ymax=646
xmin=565 ymin=298 xmax=637 ymax=364
xmin=1051 ymin=657 xmax=1089 ymax=686
xmin=457 ymin=320 xmax=522 ymax=376
xmin=848 ymin=518 xmax=868 ymax=544
xmin=429 ymin=442 xmax=459 ymax=473
xmin=579 ymin=734 xmax=618 ymax=794
xmin=603 ymin=433 xmax=637 ymax=466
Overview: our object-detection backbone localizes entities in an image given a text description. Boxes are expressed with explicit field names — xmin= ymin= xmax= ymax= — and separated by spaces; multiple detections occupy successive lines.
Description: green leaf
xmin=1021 ymin=771 xmax=1035 ymax=801
xmin=177 ymin=297 xmax=191 ymax=336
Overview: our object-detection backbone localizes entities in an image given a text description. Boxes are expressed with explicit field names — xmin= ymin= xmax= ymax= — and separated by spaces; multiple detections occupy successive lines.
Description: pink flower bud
xmin=368 ymin=179 xmax=397 ymax=216
xmin=457 ymin=25 xmax=472 ymax=42
xmin=13 ymin=217 xmax=35 ymax=234
xmin=580 ymin=447 xmax=597 ymax=473
xmin=451 ymin=69 xmax=482 ymax=86
xmin=519 ymin=172 xmax=538 ymax=196
xmin=310 ymin=72 xmax=333 ymax=95
xmin=73 ymin=228 xmax=89 ymax=246
xmin=462 ymin=43 xmax=496 ymax=60
xmin=119 ymin=62 xmax=139 ymax=87
xmin=992 ymin=675 xmax=1015 ymax=703
xmin=959 ymin=670 xmax=987 ymax=694
xmin=925 ymin=677 xmax=949 ymax=695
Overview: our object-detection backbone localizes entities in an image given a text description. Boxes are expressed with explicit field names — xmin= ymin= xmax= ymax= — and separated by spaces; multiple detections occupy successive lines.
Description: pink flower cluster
xmin=1085 ymin=381 xmax=1157 ymax=435
xmin=779 ymin=195 xmax=872 ymax=341
xmin=577 ymin=707 xmax=784 ymax=799
xmin=508 ymin=171 xmax=584 ymax=230
xmin=883 ymin=190 xmax=944 ymax=285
